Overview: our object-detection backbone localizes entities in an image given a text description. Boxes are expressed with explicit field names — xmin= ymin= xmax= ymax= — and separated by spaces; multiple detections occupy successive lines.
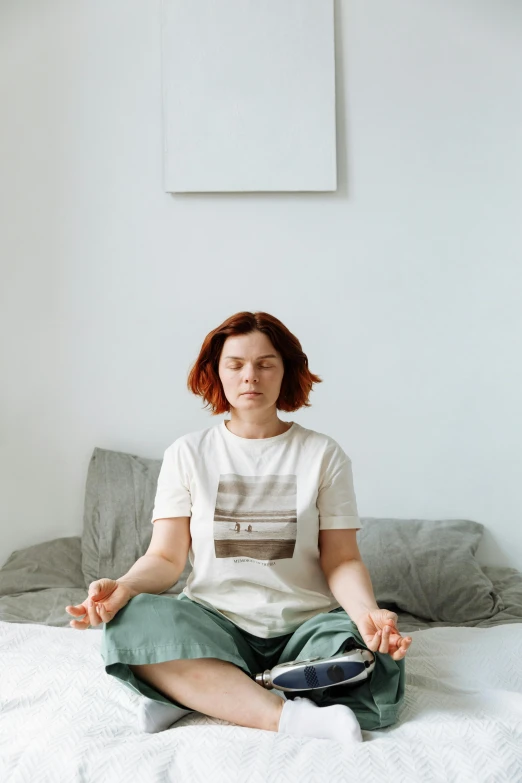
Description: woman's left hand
xmin=354 ymin=609 xmax=412 ymax=661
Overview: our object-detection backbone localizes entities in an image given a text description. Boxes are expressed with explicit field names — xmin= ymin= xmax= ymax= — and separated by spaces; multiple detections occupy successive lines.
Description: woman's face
xmin=218 ymin=331 xmax=285 ymax=414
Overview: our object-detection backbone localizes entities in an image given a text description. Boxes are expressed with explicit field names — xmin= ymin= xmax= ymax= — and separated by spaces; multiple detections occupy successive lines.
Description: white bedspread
xmin=1 ymin=621 xmax=521 ymax=783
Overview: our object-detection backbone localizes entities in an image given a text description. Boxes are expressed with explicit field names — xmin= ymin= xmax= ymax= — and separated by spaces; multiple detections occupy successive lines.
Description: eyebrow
xmin=224 ymin=354 xmax=278 ymax=360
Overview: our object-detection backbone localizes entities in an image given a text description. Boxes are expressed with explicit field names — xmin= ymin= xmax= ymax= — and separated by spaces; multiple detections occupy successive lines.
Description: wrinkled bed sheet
xmin=1 ymin=538 xmax=521 ymax=783
xmin=1 ymin=618 xmax=521 ymax=782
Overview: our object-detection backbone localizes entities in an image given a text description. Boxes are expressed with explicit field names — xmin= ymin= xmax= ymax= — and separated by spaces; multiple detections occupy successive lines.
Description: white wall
xmin=1 ymin=0 xmax=521 ymax=570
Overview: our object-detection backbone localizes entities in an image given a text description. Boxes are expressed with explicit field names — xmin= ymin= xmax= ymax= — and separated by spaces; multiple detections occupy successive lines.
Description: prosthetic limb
xmin=254 ymin=638 xmax=375 ymax=693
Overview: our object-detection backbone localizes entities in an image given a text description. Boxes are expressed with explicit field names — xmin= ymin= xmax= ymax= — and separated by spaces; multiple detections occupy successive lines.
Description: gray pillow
xmin=0 ymin=536 xmax=85 ymax=595
xmin=80 ymin=447 xmax=191 ymax=594
xmin=357 ymin=517 xmax=505 ymax=622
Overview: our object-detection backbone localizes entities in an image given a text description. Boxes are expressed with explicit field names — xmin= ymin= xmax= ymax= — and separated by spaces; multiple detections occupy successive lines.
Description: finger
xmin=387 ymin=629 xmax=412 ymax=647
xmin=70 ymin=601 xmax=94 ymax=629
xmin=69 ymin=613 xmax=89 ymax=629
xmin=388 ymin=632 xmax=407 ymax=652
xmin=75 ymin=604 xmax=91 ymax=628
xmin=379 ymin=625 xmax=391 ymax=653
xmin=388 ymin=628 xmax=410 ymax=647
xmin=366 ymin=630 xmax=382 ymax=652
xmin=92 ymin=599 xmax=107 ymax=624
xmin=69 ymin=620 xmax=87 ymax=630
xmin=67 ymin=603 xmax=88 ymax=627
xmin=66 ymin=605 xmax=84 ymax=614
xmin=392 ymin=638 xmax=413 ymax=659
xmin=385 ymin=631 xmax=401 ymax=645
xmin=391 ymin=642 xmax=410 ymax=660
xmin=86 ymin=599 xmax=101 ymax=627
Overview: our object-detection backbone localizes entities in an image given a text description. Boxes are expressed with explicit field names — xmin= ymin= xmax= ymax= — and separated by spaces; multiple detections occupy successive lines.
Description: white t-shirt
xmin=151 ymin=420 xmax=361 ymax=638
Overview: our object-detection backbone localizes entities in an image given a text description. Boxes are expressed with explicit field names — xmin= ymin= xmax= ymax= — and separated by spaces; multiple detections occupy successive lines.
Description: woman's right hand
xmin=65 ymin=578 xmax=133 ymax=629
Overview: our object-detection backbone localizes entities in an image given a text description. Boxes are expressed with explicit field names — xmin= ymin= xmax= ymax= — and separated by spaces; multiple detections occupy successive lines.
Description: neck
xmin=225 ymin=417 xmax=292 ymax=440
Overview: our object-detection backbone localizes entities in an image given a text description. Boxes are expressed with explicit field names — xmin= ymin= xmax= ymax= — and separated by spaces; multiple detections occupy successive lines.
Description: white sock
xmin=138 ymin=691 xmax=285 ymax=732
xmin=277 ymin=696 xmax=363 ymax=745
xmin=137 ymin=697 xmax=192 ymax=733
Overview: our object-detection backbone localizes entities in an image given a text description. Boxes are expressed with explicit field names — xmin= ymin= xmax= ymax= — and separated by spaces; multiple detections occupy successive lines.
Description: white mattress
xmin=1 ymin=620 xmax=521 ymax=782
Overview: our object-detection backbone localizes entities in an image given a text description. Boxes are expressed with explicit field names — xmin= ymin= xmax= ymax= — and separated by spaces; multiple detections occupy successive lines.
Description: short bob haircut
xmin=187 ymin=311 xmax=323 ymax=415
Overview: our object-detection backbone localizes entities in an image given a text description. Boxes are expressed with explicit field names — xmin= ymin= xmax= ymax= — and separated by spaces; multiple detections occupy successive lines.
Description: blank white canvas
xmin=161 ymin=0 xmax=337 ymax=192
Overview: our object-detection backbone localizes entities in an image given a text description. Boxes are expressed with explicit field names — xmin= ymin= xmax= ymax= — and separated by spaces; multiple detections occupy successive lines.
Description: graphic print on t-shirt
xmin=214 ymin=473 xmax=297 ymax=559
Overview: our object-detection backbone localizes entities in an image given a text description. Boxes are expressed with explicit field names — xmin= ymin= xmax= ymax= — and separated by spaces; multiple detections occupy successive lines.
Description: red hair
xmin=187 ymin=311 xmax=323 ymax=415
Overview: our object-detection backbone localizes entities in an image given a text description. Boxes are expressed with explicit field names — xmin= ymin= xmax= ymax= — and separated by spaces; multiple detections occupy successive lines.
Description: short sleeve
xmin=151 ymin=440 xmax=192 ymax=523
xmin=317 ymin=445 xmax=361 ymax=531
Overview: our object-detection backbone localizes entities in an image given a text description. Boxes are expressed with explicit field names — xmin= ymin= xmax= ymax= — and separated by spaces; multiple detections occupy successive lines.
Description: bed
xmin=1 ymin=445 xmax=521 ymax=782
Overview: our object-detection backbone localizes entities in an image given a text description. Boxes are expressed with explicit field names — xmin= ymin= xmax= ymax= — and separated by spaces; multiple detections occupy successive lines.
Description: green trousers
xmin=101 ymin=592 xmax=405 ymax=732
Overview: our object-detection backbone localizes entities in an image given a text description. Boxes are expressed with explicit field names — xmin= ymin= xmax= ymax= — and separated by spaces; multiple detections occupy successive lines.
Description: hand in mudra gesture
xmin=65 ymin=578 xmax=132 ymax=629
xmin=355 ymin=609 xmax=412 ymax=660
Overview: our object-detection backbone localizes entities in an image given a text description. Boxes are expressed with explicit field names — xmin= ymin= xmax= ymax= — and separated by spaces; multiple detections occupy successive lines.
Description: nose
xmin=241 ymin=366 xmax=258 ymax=383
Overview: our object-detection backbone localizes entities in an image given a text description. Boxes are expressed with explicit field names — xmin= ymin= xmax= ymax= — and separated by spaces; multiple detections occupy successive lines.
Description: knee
xmin=128 ymin=663 xmax=149 ymax=677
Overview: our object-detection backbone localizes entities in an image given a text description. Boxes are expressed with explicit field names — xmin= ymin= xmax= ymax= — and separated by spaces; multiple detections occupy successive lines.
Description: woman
xmin=67 ymin=311 xmax=412 ymax=745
